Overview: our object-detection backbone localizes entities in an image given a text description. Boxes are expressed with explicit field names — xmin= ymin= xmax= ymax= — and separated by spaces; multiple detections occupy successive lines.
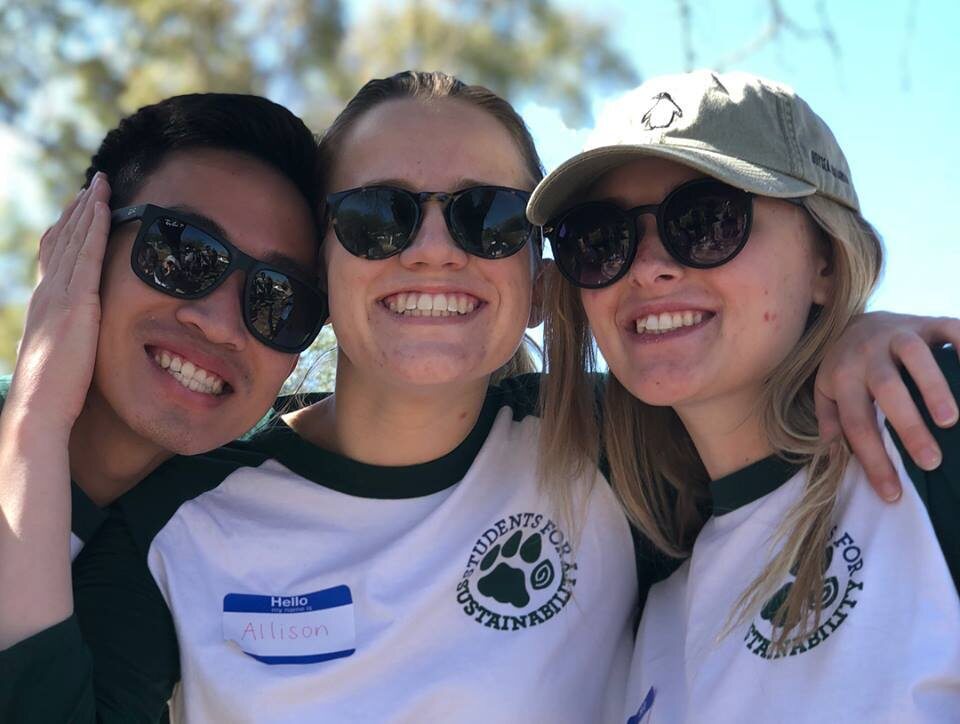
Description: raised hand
xmin=7 ymin=173 xmax=112 ymax=432
xmin=0 ymin=173 xmax=111 ymax=648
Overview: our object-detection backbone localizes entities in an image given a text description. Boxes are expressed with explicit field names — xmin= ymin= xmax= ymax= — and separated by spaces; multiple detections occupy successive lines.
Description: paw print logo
xmin=476 ymin=530 xmax=555 ymax=608
xmin=760 ymin=546 xmax=840 ymax=628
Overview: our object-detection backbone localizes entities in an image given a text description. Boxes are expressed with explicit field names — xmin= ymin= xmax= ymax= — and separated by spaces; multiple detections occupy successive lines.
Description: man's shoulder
xmin=114 ymin=442 xmax=275 ymax=555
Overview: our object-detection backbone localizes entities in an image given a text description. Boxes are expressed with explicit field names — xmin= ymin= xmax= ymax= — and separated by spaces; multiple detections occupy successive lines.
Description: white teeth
xmin=384 ymin=292 xmax=479 ymax=317
xmin=634 ymin=310 xmax=709 ymax=335
xmin=153 ymin=351 xmax=226 ymax=396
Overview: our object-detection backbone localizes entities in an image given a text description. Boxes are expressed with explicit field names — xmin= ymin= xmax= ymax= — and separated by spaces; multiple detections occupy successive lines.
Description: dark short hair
xmin=317 ymin=70 xmax=544 ymax=196
xmin=85 ymin=93 xmax=320 ymax=212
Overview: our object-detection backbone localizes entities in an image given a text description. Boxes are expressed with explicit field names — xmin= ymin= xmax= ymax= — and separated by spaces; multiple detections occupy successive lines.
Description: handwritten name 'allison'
xmin=240 ymin=621 xmax=330 ymax=641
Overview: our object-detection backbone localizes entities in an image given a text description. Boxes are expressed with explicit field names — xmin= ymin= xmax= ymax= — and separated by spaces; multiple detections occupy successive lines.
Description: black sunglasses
xmin=545 ymin=178 xmax=780 ymax=289
xmin=325 ymin=185 xmax=539 ymax=261
xmin=111 ymin=204 xmax=327 ymax=353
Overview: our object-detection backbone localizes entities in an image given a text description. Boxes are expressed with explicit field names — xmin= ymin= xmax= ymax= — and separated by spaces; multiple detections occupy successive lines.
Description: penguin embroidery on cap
xmin=641 ymin=92 xmax=682 ymax=130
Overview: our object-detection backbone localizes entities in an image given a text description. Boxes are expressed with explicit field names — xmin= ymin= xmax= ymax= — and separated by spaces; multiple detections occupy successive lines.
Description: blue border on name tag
xmin=224 ymin=585 xmax=352 ymax=613
xmin=246 ymin=649 xmax=356 ymax=665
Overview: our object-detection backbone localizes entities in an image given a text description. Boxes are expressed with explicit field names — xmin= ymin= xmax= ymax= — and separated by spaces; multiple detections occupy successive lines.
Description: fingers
xmin=53 ymin=174 xmax=111 ymax=290
xmin=41 ymin=173 xmax=109 ymax=285
xmin=814 ymin=384 xmax=842 ymax=442
xmin=67 ymin=200 xmax=111 ymax=296
xmin=890 ymin=331 xmax=959 ymax=429
xmin=42 ymin=186 xmax=92 ymax=282
xmin=915 ymin=316 xmax=960 ymax=349
xmin=38 ymin=192 xmax=84 ymax=278
xmin=833 ymin=378 xmax=902 ymax=501
xmin=864 ymin=349 xmax=942 ymax=473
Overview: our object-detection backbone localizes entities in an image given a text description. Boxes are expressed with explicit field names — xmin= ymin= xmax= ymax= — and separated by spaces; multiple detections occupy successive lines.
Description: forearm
xmin=0 ymin=401 xmax=73 ymax=648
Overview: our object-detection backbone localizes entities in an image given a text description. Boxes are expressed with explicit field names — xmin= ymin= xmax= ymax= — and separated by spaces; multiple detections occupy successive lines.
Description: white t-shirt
xmin=623 ymin=418 xmax=960 ymax=723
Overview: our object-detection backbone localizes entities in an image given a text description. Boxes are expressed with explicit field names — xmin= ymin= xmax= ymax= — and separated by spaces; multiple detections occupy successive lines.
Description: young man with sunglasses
xmin=0 ymin=94 xmax=326 ymax=688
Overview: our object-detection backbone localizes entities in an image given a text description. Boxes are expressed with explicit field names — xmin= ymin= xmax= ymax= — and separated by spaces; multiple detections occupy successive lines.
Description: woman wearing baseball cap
xmin=532 ymin=70 xmax=959 ymax=721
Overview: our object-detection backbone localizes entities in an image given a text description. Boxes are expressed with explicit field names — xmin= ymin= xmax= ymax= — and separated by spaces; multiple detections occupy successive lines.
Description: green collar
xmin=248 ymin=389 xmax=506 ymax=499
xmin=710 ymin=456 xmax=804 ymax=516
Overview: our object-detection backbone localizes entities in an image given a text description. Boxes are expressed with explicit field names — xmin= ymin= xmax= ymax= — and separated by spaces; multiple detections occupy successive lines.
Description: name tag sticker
xmin=223 ymin=585 xmax=356 ymax=665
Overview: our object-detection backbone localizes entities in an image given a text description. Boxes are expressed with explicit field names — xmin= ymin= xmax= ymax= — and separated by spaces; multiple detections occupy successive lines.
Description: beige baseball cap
xmin=527 ymin=70 xmax=859 ymax=225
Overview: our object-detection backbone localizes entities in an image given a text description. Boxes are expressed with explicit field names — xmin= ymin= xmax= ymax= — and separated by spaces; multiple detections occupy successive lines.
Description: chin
xmin=388 ymin=346 xmax=491 ymax=386
xmin=131 ymin=414 xmax=237 ymax=456
xmin=610 ymin=367 xmax=701 ymax=408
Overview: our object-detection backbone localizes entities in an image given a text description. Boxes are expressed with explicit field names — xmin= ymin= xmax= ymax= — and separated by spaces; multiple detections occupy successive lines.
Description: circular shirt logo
xmin=745 ymin=526 xmax=864 ymax=659
xmin=456 ymin=512 xmax=577 ymax=630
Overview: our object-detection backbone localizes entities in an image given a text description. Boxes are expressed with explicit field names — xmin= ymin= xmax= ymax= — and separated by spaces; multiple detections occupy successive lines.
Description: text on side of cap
xmin=223 ymin=585 xmax=356 ymax=665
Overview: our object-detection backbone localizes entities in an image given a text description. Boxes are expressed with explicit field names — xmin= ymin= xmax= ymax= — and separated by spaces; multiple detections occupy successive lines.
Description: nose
xmin=626 ymin=215 xmax=684 ymax=287
xmin=174 ymin=272 xmax=249 ymax=350
xmin=398 ymin=197 xmax=469 ymax=270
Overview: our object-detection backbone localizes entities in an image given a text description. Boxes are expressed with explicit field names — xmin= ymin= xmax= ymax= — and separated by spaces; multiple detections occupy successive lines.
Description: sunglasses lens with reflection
xmin=552 ymin=204 xmax=633 ymax=288
xmin=334 ymin=187 xmax=420 ymax=259
xmin=247 ymin=269 xmax=324 ymax=352
xmin=449 ymin=187 xmax=530 ymax=259
xmin=663 ymin=182 xmax=751 ymax=266
xmin=136 ymin=217 xmax=231 ymax=296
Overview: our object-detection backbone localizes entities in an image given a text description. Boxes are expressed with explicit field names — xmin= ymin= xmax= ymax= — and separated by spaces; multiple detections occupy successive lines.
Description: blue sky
xmin=520 ymin=0 xmax=960 ymax=316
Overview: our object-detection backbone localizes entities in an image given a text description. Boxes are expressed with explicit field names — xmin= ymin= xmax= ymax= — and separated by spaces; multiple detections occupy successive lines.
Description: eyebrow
xmin=355 ymin=177 xmax=520 ymax=192
xmin=167 ymin=205 xmax=315 ymax=279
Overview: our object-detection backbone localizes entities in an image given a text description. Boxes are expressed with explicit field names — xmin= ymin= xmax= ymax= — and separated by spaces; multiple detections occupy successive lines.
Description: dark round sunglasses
xmin=325 ymin=185 xmax=540 ymax=261
xmin=111 ymin=204 xmax=327 ymax=353
xmin=545 ymin=178 xmax=791 ymax=289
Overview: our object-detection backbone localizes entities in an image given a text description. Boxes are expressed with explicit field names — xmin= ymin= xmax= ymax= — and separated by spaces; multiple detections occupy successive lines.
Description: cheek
xmin=579 ymin=288 xmax=616 ymax=335
xmin=325 ymin=256 xmax=370 ymax=321
xmin=259 ymin=351 xmax=298 ymax=387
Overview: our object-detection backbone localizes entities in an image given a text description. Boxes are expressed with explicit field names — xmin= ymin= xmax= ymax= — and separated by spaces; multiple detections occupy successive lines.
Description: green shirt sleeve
xmin=0 ymin=511 xmax=179 ymax=722
xmin=886 ymin=345 xmax=960 ymax=594
xmin=0 ymin=615 xmax=95 ymax=722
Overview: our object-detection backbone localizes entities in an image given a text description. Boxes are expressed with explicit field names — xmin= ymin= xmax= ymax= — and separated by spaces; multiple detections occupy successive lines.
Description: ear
xmin=810 ymin=240 xmax=834 ymax=306
xmin=528 ymin=258 xmax=552 ymax=328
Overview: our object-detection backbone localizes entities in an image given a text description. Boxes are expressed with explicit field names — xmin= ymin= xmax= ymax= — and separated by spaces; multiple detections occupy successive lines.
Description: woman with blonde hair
xmin=530 ymin=70 xmax=959 ymax=721
xmin=3 ymin=70 xmax=957 ymax=722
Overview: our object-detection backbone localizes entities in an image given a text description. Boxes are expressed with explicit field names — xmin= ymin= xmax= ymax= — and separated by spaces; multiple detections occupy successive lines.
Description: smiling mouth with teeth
xmin=382 ymin=291 xmax=479 ymax=317
xmin=635 ymin=310 xmax=708 ymax=335
xmin=153 ymin=349 xmax=226 ymax=395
